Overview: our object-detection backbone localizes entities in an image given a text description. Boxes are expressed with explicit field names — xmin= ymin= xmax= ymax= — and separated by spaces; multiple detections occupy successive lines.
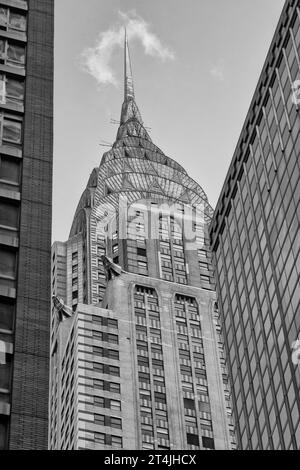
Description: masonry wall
xmin=9 ymin=0 xmax=54 ymax=449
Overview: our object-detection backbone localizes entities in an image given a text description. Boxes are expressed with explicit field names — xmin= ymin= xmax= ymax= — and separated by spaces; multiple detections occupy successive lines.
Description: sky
xmin=53 ymin=0 xmax=285 ymax=242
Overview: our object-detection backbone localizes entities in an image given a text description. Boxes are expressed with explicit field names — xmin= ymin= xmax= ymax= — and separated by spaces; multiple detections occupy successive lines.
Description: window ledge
xmin=0 ymin=101 xmax=24 ymax=114
xmin=0 ymin=0 xmax=28 ymax=11
xmin=0 ymin=328 xmax=12 ymax=335
xmin=0 ymin=187 xmax=20 ymax=200
xmin=0 ymin=285 xmax=16 ymax=298
xmin=0 ymin=179 xmax=19 ymax=187
xmin=0 ymin=29 xmax=26 ymax=43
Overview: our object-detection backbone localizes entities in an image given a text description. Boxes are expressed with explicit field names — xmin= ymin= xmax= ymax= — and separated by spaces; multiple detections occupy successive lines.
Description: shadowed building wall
xmin=0 ymin=0 xmax=54 ymax=450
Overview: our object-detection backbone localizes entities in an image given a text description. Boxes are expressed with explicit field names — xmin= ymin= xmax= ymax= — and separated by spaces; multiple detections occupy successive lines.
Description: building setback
xmin=0 ymin=0 xmax=54 ymax=450
xmin=49 ymin=34 xmax=235 ymax=450
xmin=210 ymin=0 xmax=300 ymax=450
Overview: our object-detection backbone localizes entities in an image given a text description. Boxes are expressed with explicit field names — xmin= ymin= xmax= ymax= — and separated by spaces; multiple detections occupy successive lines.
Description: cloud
xmin=81 ymin=10 xmax=175 ymax=88
xmin=210 ymin=59 xmax=225 ymax=82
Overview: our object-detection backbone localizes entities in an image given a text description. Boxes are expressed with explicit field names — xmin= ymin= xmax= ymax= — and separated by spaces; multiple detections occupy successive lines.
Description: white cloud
xmin=210 ymin=59 xmax=225 ymax=82
xmin=81 ymin=10 xmax=175 ymax=88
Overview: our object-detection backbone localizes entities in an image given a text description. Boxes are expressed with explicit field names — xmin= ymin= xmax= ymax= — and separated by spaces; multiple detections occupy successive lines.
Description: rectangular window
xmin=2 ymin=118 xmax=22 ymax=144
xmin=110 ymin=399 xmax=121 ymax=411
xmin=0 ymin=156 xmax=20 ymax=184
xmin=0 ymin=7 xmax=27 ymax=32
xmin=94 ymin=396 xmax=105 ymax=407
xmin=94 ymin=432 xmax=105 ymax=444
xmin=0 ymin=298 xmax=14 ymax=331
xmin=137 ymin=247 xmax=147 ymax=257
xmin=0 ymin=248 xmax=16 ymax=278
xmin=93 ymin=379 xmax=104 ymax=390
xmin=7 ymin=42 xmax=25 ymax=68
xmin=111 ymin=435 xmax=122 ymax=448
xmin=110 ymin=417 xmax=122 ymax=429
xmin=0 ymin=75 xmax=24 ymax=106
xmin=108 ymin=365 xmax=120 ymax=377
xmin=107 ymin=318 xmax=118 ymax=329
xmin=202 ymin=436 xmax=215 ymax=449
xmin=108 ymin=349 xmax=119 ymax=360
xmin=94 ymin=414 xmax=105 ymax=425
xmin=107 ymin=333 xmax=118 ymax=345
xmin=0 ymin=199 xmax=19 ymax=228
xmin=109 ymin=382 xmax=120 ymax=394
xmin=0 ymin=416 xmax=8 ymax=450
xmin=0 ymin=353 xmax=12 ymax=390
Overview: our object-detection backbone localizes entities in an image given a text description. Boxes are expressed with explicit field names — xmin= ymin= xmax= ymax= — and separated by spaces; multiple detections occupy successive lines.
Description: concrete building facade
xmin=0 ymin=0 xmax=54 ymax=450
xmin=210 ymin=0 xmax=300 ymax=450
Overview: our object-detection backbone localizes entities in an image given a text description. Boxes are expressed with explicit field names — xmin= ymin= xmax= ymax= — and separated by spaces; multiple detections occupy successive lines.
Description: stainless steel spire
xmin=124 ymin=28 xmax=135 ymax=101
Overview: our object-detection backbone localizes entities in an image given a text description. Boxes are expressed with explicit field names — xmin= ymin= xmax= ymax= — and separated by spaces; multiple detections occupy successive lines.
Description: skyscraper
xmin=0 ymin=0 xmax=54 ymax=450
xmin=49 ymin=34 xmax=235 ymax=450
xmin=210 ymin=0 xmax=300 ymax=450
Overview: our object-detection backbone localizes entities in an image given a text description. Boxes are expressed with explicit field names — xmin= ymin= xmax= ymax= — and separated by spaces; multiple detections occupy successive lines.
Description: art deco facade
xmin=50 ymin=35 xmax=235 ymax=450
xmin=210 ymin=0 xmax=300 ymax=450
xmin=0 ymin=0 xmax=54 ymax=450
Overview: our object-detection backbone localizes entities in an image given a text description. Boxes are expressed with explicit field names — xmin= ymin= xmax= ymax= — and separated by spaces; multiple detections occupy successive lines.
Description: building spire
xmin=115 ymin=29 xmax=152 ymax=143
xmin=124 ymin=28 xmax=135 ymax=101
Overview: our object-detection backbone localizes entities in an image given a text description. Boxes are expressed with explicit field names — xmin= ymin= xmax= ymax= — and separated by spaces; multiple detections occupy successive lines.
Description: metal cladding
xmin=92 ymin=35 xmax=213 ymax=227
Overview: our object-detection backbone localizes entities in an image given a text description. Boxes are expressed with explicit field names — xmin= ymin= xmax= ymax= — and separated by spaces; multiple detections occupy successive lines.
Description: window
xmin=94 ymin=414 xmax=105 ymax=425
xmin=110 ymin=399 xmax=121 ymax=411
xmin=107 ymin=333 xmax=118 ymax=345
xmin=92 ymin=330 xmax=102 ymax=340
xmin=137 ymin=247 xmax=147 ymax=257
xmin=0 ymin=156 xmax=20 ymax=184
xmin=138 ymin=261 xmax=147 ymax=269
xmin=94 ymin=432 xmax=105 ymax=444
xmin=94 ymin=396 xmax=105 ymax=407
xmin=0 ymin=199 xmax=19 ymax=228
xmin=93 ymin=379 xmax=104 ymax=390
xmin=107 ymin=318 xmax=118 ymax=329
xmin=0 ymin=248 xmax=16 ymax=278
xmin=187 ymin=433 xmax=199 ymax=446
xmin=0 ymin=7 xmax=27 ymax=32
xmin=0 ymin=416 xmax=8 ymax=450
xmin=184 ymin=398 xmax=195 ymax=410
xmin=202 ymin=436 xmax=215 ymax=449
xmin=2 ymin=117 xmax=22 ymax=144
xmin=111 ymin=435 xmax=122 ymax=448
xmin=110 ymin=382 xmax=120 ymax=393
xmin=0 ymin=352 xmax=12 ymax=390
xmin=108 ymin=349 xmax=119 ymax=360
xmin=0 ymin=298 xmax=14 ymax=331
xmin=109 ymin=365 xmax=120 ymax=377
xmin=110 ymin=417 xmax=122 ymax=429
xmin=72 ymin=290 xmax=78 ymax=300
xmin=0 ymin=75 xmax=24 ymax=105
xmin=0 ymin=39 xmax=26 ymax=68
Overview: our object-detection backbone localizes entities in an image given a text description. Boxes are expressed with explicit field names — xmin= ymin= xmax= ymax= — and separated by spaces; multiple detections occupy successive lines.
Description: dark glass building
xmin=210 ymin=0 xmax=300 ymax=450
xmin=0 ymin=0 xmax=54 ymax=449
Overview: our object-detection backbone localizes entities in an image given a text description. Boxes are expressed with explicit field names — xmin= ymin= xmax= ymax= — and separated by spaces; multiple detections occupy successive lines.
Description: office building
xmin=0 ymin=0 xmax=54 ymax=450
xmin=210 ymin=0 xmax=300 ymax=450
xmin=49 ymin=34 xmax=235 ymax=450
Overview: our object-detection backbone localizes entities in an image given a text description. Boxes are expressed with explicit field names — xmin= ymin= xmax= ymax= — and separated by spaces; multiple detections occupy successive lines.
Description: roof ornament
xmin=52 ymin=296 xmax=73 ymax=322
xmin=100 ymin=254 xmax=124 ymax=281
